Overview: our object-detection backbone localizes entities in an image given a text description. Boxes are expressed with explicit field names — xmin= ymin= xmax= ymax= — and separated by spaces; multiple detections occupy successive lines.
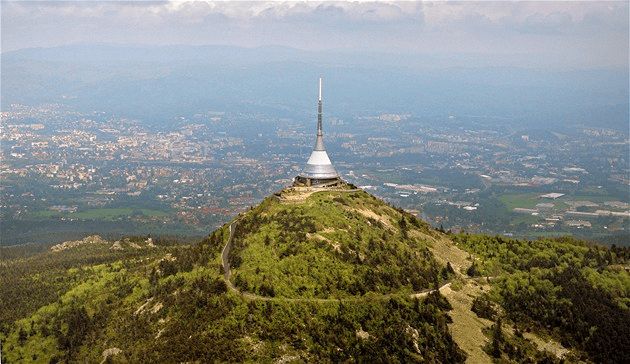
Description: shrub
xmin=471 ymin=294 xmax=497 ymax=320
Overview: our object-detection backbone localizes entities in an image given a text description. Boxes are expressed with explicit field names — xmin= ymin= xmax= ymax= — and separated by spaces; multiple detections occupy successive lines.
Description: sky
xmin=1 ymin=1 xmax=628 ymax=69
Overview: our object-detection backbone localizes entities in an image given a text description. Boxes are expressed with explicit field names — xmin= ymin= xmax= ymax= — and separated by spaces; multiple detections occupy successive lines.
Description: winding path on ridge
xmin=221 ymin=219 xmax=453 ymax=303
xmin=219 ymin=209 xmax=538 ymax=363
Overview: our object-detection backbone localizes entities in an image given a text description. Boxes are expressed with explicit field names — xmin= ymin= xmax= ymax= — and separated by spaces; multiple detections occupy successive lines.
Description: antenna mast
xmin=317 ymin=77 xmax=323 ymax=137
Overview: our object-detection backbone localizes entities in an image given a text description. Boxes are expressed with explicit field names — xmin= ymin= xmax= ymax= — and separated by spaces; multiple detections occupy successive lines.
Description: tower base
xmin=293 ymin=176 xmax=342 ymax=188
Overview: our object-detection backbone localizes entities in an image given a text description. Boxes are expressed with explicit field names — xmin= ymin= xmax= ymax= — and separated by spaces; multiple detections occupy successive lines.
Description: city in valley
xmin=1 ymin=2 xmax=629 ymax=363
xmin=2 ymin=103 xmax=627 ymax=245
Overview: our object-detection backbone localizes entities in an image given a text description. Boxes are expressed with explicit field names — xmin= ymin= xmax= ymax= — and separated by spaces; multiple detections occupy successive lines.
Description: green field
xmin=510 ymin=214 xmax=540 ymax=225
xmin=498 ymin=193 xmax=540 ymax=210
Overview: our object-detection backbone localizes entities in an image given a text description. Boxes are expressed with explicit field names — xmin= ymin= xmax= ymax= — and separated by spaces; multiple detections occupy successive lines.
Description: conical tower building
xmin=294 ymin=78 xmax=341 ymax=187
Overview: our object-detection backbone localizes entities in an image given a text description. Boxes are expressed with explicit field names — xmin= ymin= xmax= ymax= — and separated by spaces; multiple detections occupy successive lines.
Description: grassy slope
xmin=230 ymin=189 xmax=445 ymax=298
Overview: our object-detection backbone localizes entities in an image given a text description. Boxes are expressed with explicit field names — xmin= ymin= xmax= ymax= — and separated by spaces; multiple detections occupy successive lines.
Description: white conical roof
xmin=302 ymin=150 xmax=338 ymax=179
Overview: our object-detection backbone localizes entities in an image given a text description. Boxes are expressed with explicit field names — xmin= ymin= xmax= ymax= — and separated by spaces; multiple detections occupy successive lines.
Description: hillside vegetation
xmin=454 ymin=234 xmax=630 ymax=363
xmin=0 ymin=188 xmax=628 ymax=363
xmin=0 ymin=188 xmax=465 ymax=363
xmin=229 ymin=188 xmax=447 ymax=298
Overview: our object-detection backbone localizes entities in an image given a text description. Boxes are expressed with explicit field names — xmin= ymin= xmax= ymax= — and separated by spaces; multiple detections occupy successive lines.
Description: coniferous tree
xmin=491 ymin=318 xmax=503 ymax=358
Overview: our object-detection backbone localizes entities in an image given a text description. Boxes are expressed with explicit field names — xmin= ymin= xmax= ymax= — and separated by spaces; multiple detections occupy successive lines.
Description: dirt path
xmin=221 ymin=217 xmax=562 ymax=362
xmin=221 ymin=222 xmax=238 ymax=293
xmin=410 ymin=282 xmax=452 ymax=299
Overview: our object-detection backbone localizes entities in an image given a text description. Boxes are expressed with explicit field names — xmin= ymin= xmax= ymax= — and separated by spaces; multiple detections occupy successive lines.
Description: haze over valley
xmin=2 ymin=44 xmax=628 ymax=245
xmin=1 ymin=2 xmax=629 ymax=363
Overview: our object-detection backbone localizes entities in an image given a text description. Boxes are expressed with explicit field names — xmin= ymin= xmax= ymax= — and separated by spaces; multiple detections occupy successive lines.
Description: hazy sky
xmin=2 ymin=1 xmax=628 ymax=68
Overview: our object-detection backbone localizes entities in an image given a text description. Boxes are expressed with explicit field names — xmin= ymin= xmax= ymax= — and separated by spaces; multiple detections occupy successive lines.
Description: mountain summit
xmin=223 ymin=185 xmax=451 ymax=299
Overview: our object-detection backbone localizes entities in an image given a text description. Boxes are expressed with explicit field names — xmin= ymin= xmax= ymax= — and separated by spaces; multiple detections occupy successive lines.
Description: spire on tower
xmin=315 ymin=77 xmax=324 ymax=149
xmin=318 ymin=77 xmax=322 ymax=101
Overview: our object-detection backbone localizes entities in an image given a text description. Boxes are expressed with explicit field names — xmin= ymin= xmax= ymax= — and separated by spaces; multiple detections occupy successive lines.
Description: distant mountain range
xmin=2 ymin=44 xmax=628 ymax=131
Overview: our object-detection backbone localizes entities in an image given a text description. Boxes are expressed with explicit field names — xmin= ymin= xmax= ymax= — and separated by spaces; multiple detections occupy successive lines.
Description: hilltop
xmin=1 ymin=187 xmax=628 ymax=363
xmin=225 ymin=186 xmax=450 ymax=299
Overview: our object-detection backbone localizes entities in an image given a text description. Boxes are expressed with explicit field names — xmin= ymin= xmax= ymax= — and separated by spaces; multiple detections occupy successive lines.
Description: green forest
xmin=0 ymin=188 xmax=628 ymax=363
xmin=454 ymin=234 xmax=630 ymax=363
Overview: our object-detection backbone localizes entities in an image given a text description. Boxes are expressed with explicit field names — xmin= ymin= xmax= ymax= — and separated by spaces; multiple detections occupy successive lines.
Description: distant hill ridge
xmin=3 ymin=44 xmax=627 ymax=130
